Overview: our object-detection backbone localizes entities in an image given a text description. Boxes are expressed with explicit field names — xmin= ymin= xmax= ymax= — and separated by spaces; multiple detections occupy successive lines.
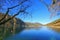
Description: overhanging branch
xmin=0 ymin=4 xmax=31 ymax=25
xmin=0 ymin=0 xmax=28 ymax=23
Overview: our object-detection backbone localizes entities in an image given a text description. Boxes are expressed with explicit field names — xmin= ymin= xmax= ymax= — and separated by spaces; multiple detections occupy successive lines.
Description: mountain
xmin=25 ymin=22 xmax=43 ymax=28
xmin=46 ymin=19 xmax=60 ymax=32
xmin=0 ymin=13 xmax=26 ymax=38
xmin=46 ymin=19 xmax=60 ymax=27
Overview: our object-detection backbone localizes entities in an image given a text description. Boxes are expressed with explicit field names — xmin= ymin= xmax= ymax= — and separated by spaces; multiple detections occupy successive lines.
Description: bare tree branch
xmin=40 ymin=0 xmax=60 ymax=19
xmin=0 ymin=0 xmax=28 ymax=23
xmin=8 ymin=0 xmax=28 ymax=9
xmin=0 ymin=8 xmax=9 ymax=22
xmin=40 ymin=0 xmax=49 ymax=8
xmin=0 ymin=3 xmax=31 ymax=25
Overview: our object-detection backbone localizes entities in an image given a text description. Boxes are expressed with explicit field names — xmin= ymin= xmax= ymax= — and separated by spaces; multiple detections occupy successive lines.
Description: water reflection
xmin=5 ymin=26 xmax=60 ymax=40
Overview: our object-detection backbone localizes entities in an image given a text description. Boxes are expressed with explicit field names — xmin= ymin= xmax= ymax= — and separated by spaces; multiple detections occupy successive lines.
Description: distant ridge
xmin=46 ymin=19 xmax=60 ymax=27
xmin=46 ymin=19 xmax=60 ymax=32
xmin=25 ymin=22 xmax=43 ymax=28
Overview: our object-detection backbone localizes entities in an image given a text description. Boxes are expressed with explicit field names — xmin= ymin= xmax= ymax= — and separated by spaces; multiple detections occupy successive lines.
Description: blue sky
xmin=19 ymin=0 xmax=60 ymax=24
xmin=0 ymin=0 xmax=60 ymax=24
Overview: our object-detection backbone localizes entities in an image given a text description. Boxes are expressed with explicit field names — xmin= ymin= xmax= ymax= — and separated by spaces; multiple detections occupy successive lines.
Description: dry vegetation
xmin=46 ymin=19 xmax=60 ymax=32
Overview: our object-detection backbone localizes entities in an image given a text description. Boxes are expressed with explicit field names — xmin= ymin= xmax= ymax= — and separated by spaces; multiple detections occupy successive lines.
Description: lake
xmin=5 ymin=26 xmax=60 ymax=40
